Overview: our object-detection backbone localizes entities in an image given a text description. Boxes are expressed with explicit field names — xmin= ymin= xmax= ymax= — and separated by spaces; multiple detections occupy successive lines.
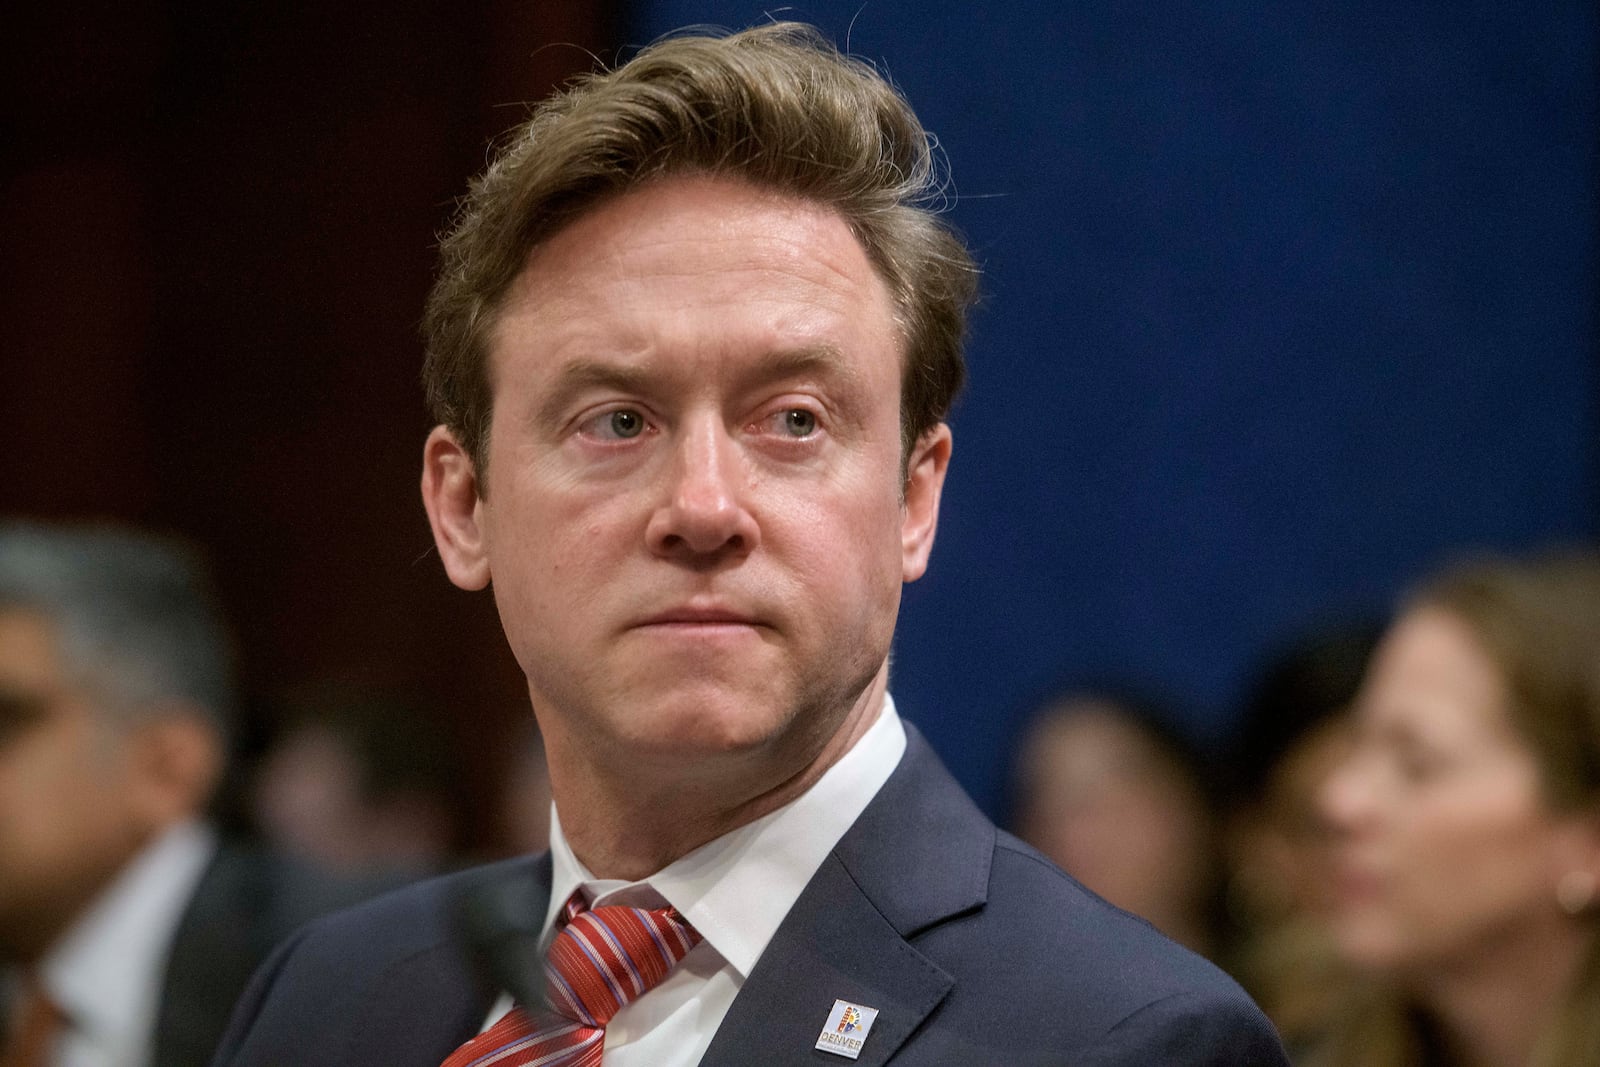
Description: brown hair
xmin=1306 ymin=551 xmax=1600 ymax=1067
xmin=421 ymin=22 xmax=978 ymax=483
xmin=1415 ymin=552 xmax=1600 ymax=813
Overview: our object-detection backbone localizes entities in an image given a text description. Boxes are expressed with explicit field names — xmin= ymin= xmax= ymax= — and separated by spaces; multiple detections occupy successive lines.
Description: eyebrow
xmin=751 ymin=344 xmax=867 ymax=393
xmin=534 ymin=361 xmax=654 ymax=428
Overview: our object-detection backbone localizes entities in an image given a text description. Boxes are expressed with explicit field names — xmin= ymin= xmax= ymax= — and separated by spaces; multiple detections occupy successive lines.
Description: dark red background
xmin=4 ymin=1 xmax=617 ymax=849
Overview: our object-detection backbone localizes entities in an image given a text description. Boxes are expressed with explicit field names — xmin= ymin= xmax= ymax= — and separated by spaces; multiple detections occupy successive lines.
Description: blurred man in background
xmin=0 ymin=523 xmax=356 ymax=1067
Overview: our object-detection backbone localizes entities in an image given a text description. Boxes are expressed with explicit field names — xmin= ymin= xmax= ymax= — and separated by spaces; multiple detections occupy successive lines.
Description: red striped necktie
xmin=441 ymin=893 xmax=702 ymax=1067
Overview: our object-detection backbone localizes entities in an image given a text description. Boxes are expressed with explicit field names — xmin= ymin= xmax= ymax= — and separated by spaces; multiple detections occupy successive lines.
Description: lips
xmin=632 ymin=602 xmax=768 ymax=629
xmin=1328 ymin=854 xmax=1386 ymax=905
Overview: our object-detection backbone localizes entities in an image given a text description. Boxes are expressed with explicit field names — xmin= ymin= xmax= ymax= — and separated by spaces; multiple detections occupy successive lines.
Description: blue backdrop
xmin=631 ymin=1 xmax=1598 ymax=815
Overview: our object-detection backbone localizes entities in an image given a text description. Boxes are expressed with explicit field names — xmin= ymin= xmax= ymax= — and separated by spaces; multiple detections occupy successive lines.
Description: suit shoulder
xmin=983 ymin=830 xmax=1244 ymax=995
xmin=906 ymin=832 xmax=1284 ymax=1063
xmin=852 ymin=726 xmax=1280 ymax=1059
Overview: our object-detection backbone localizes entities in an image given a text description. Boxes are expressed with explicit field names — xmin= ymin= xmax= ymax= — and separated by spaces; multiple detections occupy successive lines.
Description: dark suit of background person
xmin=149 ymin=844 xmax=367 ymax=1067
xmin=213 ymin=24 xmax=1288 ymax=1066
xmin=0 ymin=524 xmax=363 ymax=1067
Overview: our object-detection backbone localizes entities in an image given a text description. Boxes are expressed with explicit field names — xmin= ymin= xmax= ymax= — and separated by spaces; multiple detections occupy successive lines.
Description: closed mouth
xmin=633 ymin=604 xmax=767 ymax=629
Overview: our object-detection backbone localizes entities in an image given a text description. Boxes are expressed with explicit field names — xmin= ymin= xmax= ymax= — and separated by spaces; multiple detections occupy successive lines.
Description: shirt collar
xmin=39 ymin=820 xmax=217 ymax=1058
xmin=545 ymin=693 xmax=906 ymax=979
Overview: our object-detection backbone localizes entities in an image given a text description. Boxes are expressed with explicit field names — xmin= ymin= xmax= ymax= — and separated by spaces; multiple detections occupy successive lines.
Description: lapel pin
xmin=815 ymin=998 xmax=880 ymax=1059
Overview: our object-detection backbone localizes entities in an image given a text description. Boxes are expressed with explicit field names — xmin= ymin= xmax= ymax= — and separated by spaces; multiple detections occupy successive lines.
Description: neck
xmin=1410 ymin=914 xmax=1593 ymax=1067
xmin=547 ymin=671 xmax=888 ymax=881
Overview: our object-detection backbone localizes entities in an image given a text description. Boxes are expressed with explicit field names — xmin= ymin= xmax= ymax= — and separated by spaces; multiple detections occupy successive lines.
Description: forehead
xmin=1026 ymin=706 xmax=1177 ymax=788
xmin=1361 ymin=608 xmax=1512 ymax=741
xmin=487 ymin=175 xmax=902 ymax=387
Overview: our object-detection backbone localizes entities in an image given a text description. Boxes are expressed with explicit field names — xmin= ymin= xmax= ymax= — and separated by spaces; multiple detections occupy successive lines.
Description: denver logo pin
xmin=814 ymin=999 xmax=880 ymax=1059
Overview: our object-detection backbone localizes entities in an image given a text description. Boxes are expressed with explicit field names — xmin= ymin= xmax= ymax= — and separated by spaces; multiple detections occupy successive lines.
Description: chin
xmin=619 ymin=690 xmax=801 ymax=756
xmin=1331 ymin=913 xmax=1413 ymax=974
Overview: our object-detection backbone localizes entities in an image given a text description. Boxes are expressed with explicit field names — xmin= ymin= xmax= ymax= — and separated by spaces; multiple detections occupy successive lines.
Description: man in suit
xmin=0 ymin=524 xmax=357 ymax=1067
xmin=214 ymin=23 xmax=1289 ymax=1065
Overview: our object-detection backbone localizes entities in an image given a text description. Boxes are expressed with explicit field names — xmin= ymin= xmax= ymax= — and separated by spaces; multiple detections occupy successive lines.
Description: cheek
xmin=830 ymin=533 xmax=904 ymax=647
xmin=769 ymin=468 xmax=901 ymax=569
xmin=487 ymin=486 xmax=620 ymax=601
xmin=0 ymin=738 xmax=129 ymax=874
xmin=1414 ymin=777 xmax=1547 ymax=869
xmin=1393 ymin=789 xmax=1557 ymax=931
xmin=837 ymin=487 xmax=911 ymax=584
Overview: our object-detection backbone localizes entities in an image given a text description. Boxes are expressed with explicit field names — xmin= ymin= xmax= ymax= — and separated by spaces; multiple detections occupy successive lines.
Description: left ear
xmin=126 ymin=709 xmax=225 ymax=831
xmin=421 ymin=425 xmax=492 ymax=591
xmin=901 ymin=423 xmax=952 ymax=583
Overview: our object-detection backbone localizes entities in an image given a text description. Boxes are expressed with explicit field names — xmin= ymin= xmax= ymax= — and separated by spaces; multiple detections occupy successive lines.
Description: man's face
xmin=0 ymin=611 xmax=148 ymax=961
xmin=425 ymin=175 xmax=948 ymax=795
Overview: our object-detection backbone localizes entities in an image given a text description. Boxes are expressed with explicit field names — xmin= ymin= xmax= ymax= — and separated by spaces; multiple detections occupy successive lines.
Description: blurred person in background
xmin=0 ymin=523 xmax=360 ymax=1067
xmin=1010 ymin=689 xmax=1224 ymax=958
xmin=1224 ymin=620 xmax=1384 ymax=1052
xmin=1311 ymin=552 xmax=1600 ymax=1067
xmin=251 ymin=684 xmax=466 ymax=881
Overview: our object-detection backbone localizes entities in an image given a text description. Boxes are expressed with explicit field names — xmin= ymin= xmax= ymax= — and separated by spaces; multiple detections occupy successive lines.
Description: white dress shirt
xmin=36 ymin=820 xmax=217 ymax=1067
xmin=483 ymin=693 xmax=907 ymax=1066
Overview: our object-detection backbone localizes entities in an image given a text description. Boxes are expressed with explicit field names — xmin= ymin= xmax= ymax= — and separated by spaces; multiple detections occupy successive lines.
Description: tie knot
xmin=544 ymin=902 xmax=701 ymax=1028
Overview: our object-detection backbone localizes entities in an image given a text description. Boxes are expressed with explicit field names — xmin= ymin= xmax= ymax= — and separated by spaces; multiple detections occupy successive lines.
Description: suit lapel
xmin=346 ymin=941 xmax=491 ymax=1064
xmin=153 ymin=846 xmax=262 ymax=1067
xmin=702 ymin=726 xmax=993 ymax=1066
xmin=700 ymin=852 xmax=952 ymax=1067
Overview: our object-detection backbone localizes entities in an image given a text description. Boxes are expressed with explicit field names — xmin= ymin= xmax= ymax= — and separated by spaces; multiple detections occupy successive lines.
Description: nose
xmin=1317 ymin=748 xmax=1376 ymax=839
xmin=644 ymin=418 xmax=760 ymax=563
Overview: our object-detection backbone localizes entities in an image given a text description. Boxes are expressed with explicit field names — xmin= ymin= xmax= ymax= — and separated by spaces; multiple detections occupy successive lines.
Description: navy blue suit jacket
xmin=212 ymin=726 xmax=1288 ymax=1065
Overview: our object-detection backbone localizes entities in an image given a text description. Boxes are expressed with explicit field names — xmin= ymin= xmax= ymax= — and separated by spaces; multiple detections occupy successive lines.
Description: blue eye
xmin=780 ymin=409 xmax=817 ymax=437
xmin=604 ymin=410 xmax=645 ymax=439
